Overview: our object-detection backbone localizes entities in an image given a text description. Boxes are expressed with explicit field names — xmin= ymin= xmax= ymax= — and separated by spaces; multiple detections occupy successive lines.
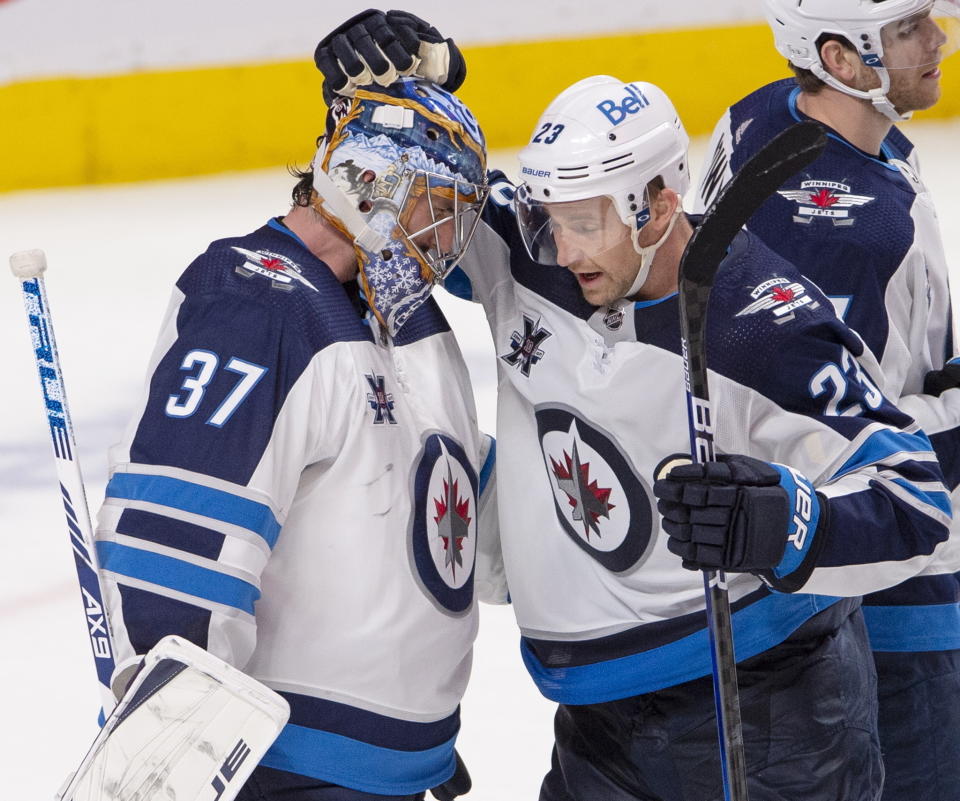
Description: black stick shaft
xmin=677 ymin=120 xmax=828 ymax=801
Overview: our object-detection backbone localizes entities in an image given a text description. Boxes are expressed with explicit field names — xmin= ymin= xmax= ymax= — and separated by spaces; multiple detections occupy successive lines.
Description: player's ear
xmin=649 ymin=185 xmax=679 ymax=227
xmin=819 ymin=39 xmax=861 ymax=84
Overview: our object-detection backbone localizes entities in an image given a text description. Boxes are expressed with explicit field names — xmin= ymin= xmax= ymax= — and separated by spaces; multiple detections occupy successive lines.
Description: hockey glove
xmin=314 ymin=9 xmax=466 ymax=105
xmin=923 ymin=356 xmax=960 ymax=396
xmin=430 ymin=750 xmax=472 ymax=801
xmin=653 ymin=454 xmax=827 ymax=592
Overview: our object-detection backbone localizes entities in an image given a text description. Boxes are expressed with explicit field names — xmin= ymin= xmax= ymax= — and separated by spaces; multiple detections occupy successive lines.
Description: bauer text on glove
xmin=653 ymin=454 xmax=827 ymax=593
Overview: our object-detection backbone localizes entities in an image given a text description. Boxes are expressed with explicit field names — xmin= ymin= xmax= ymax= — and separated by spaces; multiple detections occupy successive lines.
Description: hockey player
xmin=93 ymin=78 xmax=495 ymax=801
xmin=694 ymin=2 xmax=960 ymax=797
xmin=314 ymin=20 xmax=954 ymax=797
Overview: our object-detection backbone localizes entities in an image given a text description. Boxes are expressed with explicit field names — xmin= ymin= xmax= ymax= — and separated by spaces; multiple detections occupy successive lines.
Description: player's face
xmin=881 ymin=11 xmax=949 ymax=112
xmin=547 ymin=196 xmax=642 ymax=306
xmin=404 ymin=191 xmax=458 ymax=256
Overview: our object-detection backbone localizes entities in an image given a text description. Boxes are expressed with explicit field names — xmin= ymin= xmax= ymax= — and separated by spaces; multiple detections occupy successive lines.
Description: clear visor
xmin=879 ymin=0 xmax=960 ymax=69
xmin=516 ymin=185 xmax=635 ymax=267
xmin=398 ymin=170 xmax=490 ymax=281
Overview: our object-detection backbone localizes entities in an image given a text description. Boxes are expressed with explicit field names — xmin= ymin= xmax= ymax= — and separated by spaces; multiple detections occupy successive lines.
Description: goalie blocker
xmin=58 ymin=636 xmax=289 ymax=801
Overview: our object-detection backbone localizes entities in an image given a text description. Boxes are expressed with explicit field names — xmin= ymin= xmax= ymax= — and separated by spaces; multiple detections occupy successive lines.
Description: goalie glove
xmin=653 ymin=454 xmax=828 ymax=593
xmin=314 ymin=9 xmax=466 ymax=105
xmin=57 ymin=636 xmax=289 ymax=801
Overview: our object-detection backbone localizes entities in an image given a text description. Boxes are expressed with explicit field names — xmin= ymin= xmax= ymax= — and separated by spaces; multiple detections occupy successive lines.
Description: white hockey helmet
xmin=763 ymin=0 xmax=960 ymax=120
xmin=516 ymin=76 xmax=689 ymax=296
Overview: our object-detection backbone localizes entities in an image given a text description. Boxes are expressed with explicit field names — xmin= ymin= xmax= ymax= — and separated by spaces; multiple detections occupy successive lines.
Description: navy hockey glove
xmin=923 ymin=356 xmax=960 ymax=396
xmin=653 ymin=454 xmax=827 ymax=592
xmin=315 ymin=9 xmax=466 ymax=105
xmin=430 ymin=750 xmax=471 ymax=801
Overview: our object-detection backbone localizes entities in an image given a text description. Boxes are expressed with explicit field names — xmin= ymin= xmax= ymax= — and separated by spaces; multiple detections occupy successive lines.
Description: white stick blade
xmin=10 ymin=248 xmax=48 ymax=278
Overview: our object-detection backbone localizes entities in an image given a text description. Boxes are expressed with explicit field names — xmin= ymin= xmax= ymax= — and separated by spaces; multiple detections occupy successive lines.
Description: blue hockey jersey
xmin=446 ymin=177 xmax=952 ymax=704
xmin=94 ymin=219 xmax=497 ymax=795
xmin=696 ymin=79 xmax=960 ymax=652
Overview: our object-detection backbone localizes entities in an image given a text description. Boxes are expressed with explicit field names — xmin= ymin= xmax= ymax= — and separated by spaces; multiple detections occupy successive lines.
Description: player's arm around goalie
xmin=654 ymin=235 xmax=952 ymax=597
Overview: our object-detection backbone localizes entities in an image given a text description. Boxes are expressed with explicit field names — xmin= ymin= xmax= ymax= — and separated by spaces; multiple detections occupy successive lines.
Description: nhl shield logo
xmin=536 ymin=405 xmax=655 ymax=573
xmin=409 ymin=433 xmax=478 ymax=615
xmin=602 ymin=307 xmax=624 ymax=331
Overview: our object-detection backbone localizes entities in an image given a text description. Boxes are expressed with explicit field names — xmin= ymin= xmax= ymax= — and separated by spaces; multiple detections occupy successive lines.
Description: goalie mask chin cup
xmin=515 ymin=76 xmax=689 ymax=297
xmin=313 ymin=78 xmax=489 ymax=336
xmin=763 ymin=0 xmax=960 ymax=121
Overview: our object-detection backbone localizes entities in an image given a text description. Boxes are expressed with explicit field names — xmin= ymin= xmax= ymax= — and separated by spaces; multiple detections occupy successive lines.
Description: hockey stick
xmin=10 ymin=249 xmax=117 ymax=719
xmin=678 ymin=120 xmax=827 ymax=801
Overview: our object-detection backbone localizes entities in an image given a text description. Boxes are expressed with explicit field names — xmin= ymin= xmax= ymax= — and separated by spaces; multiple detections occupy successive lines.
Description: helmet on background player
xmin=763 ymin=0 xmax=960 ymax=120
xmin=312 ymin=78 xmax=489 ymax=335
xmin=515 ymin=76 xmax=690 ymax=299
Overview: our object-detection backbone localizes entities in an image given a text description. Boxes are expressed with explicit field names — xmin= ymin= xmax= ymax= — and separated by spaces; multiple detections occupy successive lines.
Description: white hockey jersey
xmin=446 ymin=178 xmax=951 ymax=705
xmin=695 ymin=79 xmax=960 ymax=653
xmin=95 ymin=219 xmax=496 ymax=795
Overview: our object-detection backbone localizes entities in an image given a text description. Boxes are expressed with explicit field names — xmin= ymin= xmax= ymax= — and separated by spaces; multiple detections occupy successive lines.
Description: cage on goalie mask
xmin=764 ymin=0 xmax=960 ymax=120
xmin=313 ymin=79 xmax=489 ymax=335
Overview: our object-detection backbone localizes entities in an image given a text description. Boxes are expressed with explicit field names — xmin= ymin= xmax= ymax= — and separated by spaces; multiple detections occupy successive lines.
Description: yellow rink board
xmin=3 ymin=23 xmax=959 ymax=192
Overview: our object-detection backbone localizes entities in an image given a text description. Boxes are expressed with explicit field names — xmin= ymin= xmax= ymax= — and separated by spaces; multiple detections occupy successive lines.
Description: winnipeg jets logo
xmin=778 ymin=180 xmax=875 ymax=227
xmin=365 ymin=373 xmax=397 ymax=424
xmin=433 ymin=461 xmax=472 ymax=579
xmin=550 ymin=440 xmax=615 ymax=540
xmin=410 ymin=434 xmax=478 ymax=615
xmin=736 ymin=277 xmax=820 ymax=325
xmin=232 ymin=247 xmax=319 ymax=292
xmin=502 ymin=315 xmax=552 ymax=377
xmin=537 ymin=406 xmax=655 ymax=573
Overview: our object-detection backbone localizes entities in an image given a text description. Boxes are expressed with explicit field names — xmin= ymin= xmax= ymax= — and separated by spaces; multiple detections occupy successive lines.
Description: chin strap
xmin=810 ymin=62 xmax=912 ymax=123
xmin=625 ymin=208 xmax=683 ymax=298
xmin=311 ymin=166 xmax=389 ymax=253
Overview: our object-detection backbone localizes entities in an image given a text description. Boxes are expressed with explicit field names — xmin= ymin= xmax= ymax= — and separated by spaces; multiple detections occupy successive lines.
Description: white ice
xmin=2 ymin=123 xmax=960 ymax=799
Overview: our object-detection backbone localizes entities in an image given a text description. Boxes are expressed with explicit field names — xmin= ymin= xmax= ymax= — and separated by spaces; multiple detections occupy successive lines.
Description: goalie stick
xmin=677 ymin=120 xmax=828 ymax=801
xmin=10 ymin=249 xmax=117 ymax=718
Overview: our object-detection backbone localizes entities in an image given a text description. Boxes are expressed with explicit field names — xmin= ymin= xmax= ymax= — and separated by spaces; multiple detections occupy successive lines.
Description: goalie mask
xmin=764 ymin=0 xmax=960 ymax=120
xmin=313 ymin=78 xmax=489 ymax=335
xmin=516 ymin=76 xmax=690 ymax=299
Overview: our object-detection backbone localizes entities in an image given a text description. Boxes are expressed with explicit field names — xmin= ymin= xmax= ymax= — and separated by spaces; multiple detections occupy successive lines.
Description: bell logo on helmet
xmin=596 ymin=84 xmax=651 ymax=126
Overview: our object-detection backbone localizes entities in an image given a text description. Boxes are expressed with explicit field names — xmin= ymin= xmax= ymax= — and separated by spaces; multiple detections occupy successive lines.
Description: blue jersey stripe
xmin=478 ymin=437 xmax=495 ymax=497
xmin=522 ymin=593 xmax=840 ymax=705
xmin=888 ymin=477 xmax=952 ymax=518
xmin=281 ymin=692 xmax=459 ymax=749
xmin=863 ymin=603 xmax=960 ymax=652
xmin=106 ymin=472 xmax=281 ymax=547
xmin=97 ymin=541 xmax=260 ymax=614
xmin=833 ymin=429 xmax=936 ymax=480
xmin=261 ymin=723 xmax=457 ymax=795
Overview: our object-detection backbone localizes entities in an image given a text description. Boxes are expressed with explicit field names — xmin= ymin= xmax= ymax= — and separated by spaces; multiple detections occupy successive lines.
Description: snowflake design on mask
xmin=394 ymin=270 xmax=420 ymax=292
xmin=376 ymin=282 xmax=401 ymax=303
xmin=366 ymin=263 xmax=393 ymax=285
